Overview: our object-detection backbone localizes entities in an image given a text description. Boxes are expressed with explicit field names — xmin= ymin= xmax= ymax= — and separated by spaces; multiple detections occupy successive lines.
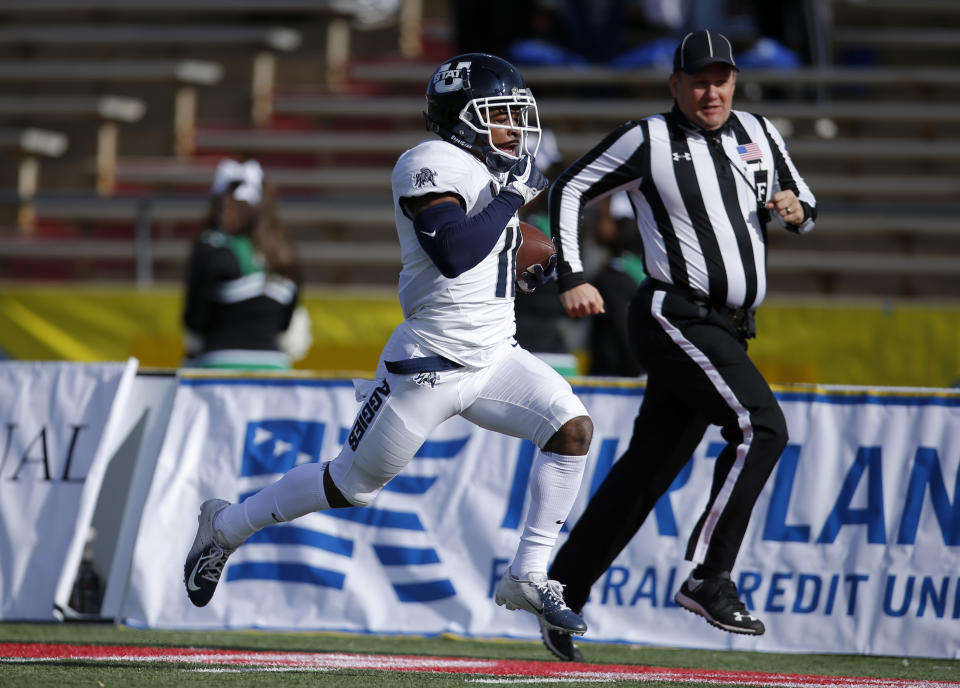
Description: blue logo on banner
xmin=239 ymin=419 xmax=326 ymax=476
xmin=226 ymin=418 xmax=467 ymax=603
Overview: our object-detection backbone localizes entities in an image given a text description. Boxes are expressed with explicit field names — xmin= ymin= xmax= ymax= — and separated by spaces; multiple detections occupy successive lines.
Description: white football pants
xmin=219 ymin=336 xmax=589 ymax=575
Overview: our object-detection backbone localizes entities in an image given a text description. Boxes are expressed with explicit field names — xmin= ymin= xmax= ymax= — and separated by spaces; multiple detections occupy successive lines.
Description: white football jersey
xmin=391 ymin=139 xmax=521 ymax=367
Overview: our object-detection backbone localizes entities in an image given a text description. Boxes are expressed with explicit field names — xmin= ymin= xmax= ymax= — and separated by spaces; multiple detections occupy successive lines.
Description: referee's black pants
xmin=550 ymin=281 xmax=788 ymax=613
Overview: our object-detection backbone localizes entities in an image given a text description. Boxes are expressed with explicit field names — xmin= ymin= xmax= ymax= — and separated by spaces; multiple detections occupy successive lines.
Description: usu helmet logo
xmin=432 ymin=61 xmax=471 ymax=93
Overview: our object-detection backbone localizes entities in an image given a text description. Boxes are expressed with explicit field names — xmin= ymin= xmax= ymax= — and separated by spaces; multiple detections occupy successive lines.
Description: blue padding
xmin=589 ymin=438 xmax=619 ymax=500
xmin=322 ymin=507 xmax=425 ymax=530
xmin=608 ymin=37 xmax=676 ymax=69
xmin=737 ymin=38 xmax=801 ymax=69
xmin=415 ymin=436 xmax=470 ymax=458
xmin=500 ymin=440 xmax=538 ymax=529
xmin=373 ymin=544 xmax=441 ymax=566
xmin=507 ymin=39 xmax=588 ymax=67
xmin=382 ymin=474 xmax=437 ymax=494
xmin=245 ymin=525 xmax=354 ymax=557
xmin=393 ymin=579 xmax=457 ymax=602
xmin=226 ymin=561 xmax=345 ymax=589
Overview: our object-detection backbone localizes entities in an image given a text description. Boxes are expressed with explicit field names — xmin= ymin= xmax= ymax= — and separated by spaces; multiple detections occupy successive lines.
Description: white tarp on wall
xmin=119 ymin=375 xmax=960 ymax=658
xmin=0 ymin=359 xmax=138 ymax=619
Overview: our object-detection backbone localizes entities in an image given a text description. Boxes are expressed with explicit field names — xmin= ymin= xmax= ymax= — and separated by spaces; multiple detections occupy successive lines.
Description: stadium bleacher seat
xmin=0 ymin=126 xmax=67 ymax=231
xmin=0 ymin=59 xmax=221 ymax=160
xmin=0 ymin=25 xmax=301 ymax=128
xmin=0 ymin=0 xmax=426 ymax=90
xmin=0 ymin=94 xmax=145 ymax=197
xmin=0 ymin=0 xmax=957 ymax=298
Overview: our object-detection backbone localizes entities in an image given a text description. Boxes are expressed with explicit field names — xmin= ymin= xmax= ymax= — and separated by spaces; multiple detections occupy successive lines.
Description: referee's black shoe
xmin=674 ymin=571 xmax=765 ymax=635
xmin=539 ymin=618 xmax=584 ymax=661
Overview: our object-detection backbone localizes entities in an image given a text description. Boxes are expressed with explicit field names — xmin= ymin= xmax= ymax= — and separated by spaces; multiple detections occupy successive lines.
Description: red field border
xmin=2 ymin=642 xmax=957 ymax=687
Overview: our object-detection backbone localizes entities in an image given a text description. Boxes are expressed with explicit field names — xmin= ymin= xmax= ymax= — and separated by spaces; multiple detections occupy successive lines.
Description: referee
xmin=542 ymin=29 xmax=818 ymax=660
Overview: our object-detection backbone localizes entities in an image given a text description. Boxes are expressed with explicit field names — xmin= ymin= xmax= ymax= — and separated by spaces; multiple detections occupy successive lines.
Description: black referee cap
xmin=673 ymin=29 xmax=739 ymax=74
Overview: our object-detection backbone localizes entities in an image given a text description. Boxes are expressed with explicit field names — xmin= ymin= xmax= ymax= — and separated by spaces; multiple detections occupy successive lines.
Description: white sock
xmin=511 ymin=450 xmax=586 ymax=578
xmin=215 ymin=461 xmax=330 ymax=547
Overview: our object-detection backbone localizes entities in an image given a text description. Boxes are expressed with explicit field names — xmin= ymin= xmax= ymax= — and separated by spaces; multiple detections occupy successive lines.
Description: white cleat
xmin=183 ymin=499 xmax=234 ymax=607
xmin=495 ymin=571 xmax=587 ymax=634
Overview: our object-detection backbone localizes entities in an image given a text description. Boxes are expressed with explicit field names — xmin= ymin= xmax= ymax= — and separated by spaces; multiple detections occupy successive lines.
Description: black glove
xmin=501 ymin=156 xmax=549 ymax=206
xmin=517 ymin=253 xmax=558 ymax=294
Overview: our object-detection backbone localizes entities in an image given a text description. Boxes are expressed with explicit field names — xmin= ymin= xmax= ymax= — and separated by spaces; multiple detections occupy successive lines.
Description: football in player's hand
xmin=516 ymin=221 xmax=556 ymax=279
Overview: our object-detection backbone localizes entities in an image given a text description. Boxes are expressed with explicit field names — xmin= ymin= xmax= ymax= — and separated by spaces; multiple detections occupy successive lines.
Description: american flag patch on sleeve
xmin=737 ymin=142 xmax=763 ymax=162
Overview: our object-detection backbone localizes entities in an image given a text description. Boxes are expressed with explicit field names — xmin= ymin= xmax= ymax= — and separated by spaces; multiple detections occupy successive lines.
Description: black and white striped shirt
xmin=549 ymin=106 xmax=817 ymax=310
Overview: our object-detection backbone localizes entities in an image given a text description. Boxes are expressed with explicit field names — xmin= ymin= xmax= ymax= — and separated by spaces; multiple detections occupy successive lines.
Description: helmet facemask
xmin=459 ymin=89 xmax=541 ymax=172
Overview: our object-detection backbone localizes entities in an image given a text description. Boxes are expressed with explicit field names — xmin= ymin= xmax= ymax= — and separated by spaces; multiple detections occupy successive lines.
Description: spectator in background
xmin=587 ymin=193 xmax=645 ymax=377
xmin=182 ymin=158 xmax=308 ymax=370
xmin=514 ymin=231 xmax=580 ymax=377
xmin=450 ymin=0 xmax=537 ymax=57
xmin=749 ymin=0 xmax=830 ymax=68
xmin=514 ymin=129 xmax=581 ymax=376
xmin=558 ymin=0 xmax=626 ymax=63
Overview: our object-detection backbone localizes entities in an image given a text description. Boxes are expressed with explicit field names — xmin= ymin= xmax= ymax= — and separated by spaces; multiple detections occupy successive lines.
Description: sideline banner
xmin=120 ymin=376 xmax=960 ymax=658
xmin=0 ymin=359 xmax=138 ymax=619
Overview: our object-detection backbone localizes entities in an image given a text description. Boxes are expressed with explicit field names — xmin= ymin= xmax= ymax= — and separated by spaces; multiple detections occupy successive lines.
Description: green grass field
xmin=2 ymin=622 xmax=959 ymax=687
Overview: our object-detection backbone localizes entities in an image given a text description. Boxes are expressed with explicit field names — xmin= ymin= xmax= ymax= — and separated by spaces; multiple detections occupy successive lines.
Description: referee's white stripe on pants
xmin=650 ymin=291 xmax=752 ymax=564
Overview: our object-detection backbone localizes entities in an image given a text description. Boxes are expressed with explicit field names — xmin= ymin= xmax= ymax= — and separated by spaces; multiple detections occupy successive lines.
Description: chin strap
xmin=425 ymin=113 xmax=514 ymax=173
xmin=484 ymin=150 xmax=514 ymax=173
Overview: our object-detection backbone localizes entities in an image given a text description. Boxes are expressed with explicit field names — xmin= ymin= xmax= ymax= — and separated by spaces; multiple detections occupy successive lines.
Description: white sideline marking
xmin=4 ymin=642 xmax=959 ymax=688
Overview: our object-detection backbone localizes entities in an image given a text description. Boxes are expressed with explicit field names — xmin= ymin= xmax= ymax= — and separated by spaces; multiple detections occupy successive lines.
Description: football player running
xmin=184 ymin=54 xmax=593 ymax=637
